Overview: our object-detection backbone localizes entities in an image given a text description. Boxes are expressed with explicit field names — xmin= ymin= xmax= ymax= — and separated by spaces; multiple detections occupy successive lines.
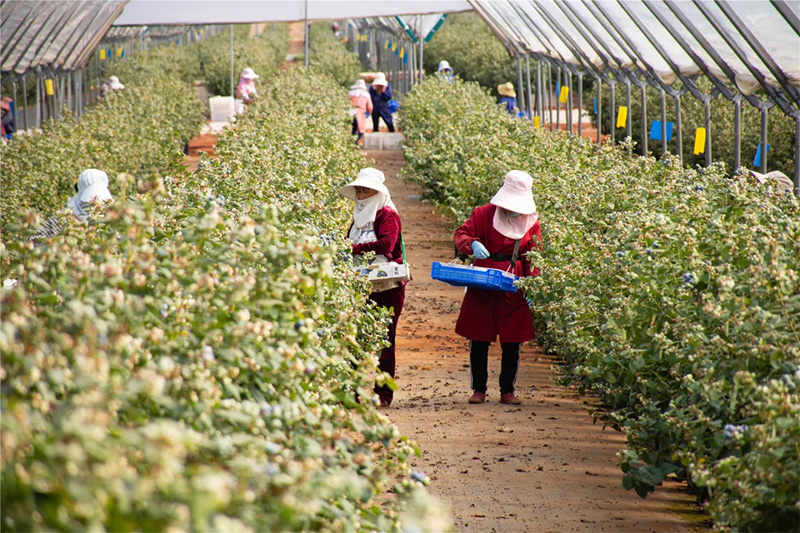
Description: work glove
xmin=526 ymin=296 xmax=533 ymax=307
xmin=471 ymin=241 xmax=490 ymax=260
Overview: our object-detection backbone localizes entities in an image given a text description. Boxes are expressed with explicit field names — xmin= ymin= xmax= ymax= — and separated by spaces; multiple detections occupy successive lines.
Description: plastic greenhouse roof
xmin=113 ymin=0 xmax=471 ymax=26
xmin=351 ymin=14 xmax=447 ymax=42
xmin=1 ymin=0 xmax=129 ymax=76
xmin=468 ymin=0 xmax=800 ymax=99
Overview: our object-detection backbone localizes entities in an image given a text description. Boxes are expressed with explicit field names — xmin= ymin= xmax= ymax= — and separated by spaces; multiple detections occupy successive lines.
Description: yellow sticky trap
xmin=694 ymin=128 xmax=707 ymax=154
xmin=99 ymin=49 xmax=106 ymax=60
xmin=392 ymin=42 xmax=397 ymax=52
xmin=533 ymin=116 xmax=541 ymax=128
xmin=384 ymin=39 xmax=389 ymax=49
xmin=559 ymin=86 xmax=569 ymax=103
xmin=616 ymin=106 xmax=628 ymax=128
xmin=45 ymin=79 xmax=54 ymax=96
xmin=116 ymin=48 xmax=123 ymax=58
xmin=400 ymin=48 xmax=405 ymax=58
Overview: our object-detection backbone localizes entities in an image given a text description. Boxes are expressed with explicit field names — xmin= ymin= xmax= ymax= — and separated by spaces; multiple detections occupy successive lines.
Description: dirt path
xmin=366 ymin=149 xmax=708 ymax=532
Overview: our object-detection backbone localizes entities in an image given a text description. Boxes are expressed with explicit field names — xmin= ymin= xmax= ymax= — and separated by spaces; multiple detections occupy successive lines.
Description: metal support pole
xmin=66 ymin=74 xmax=72 ymax=113
xmin=419 ymin=34 xmax=424 ymax=82
xmin=596 ymin=81 xmax=601 ymax=143
xmin=660 ymin=89 xmax=667 ymax=155
xmin=547 ymin=64 xmax=554 ymax=130
xmin=536 ymin=61 xmax=543 ymax=121
xmin=567 ymin=70 xmax=573 ymax=133
xmin=516 ymin=56 xmax=525 ymax=118
xmin=760 ymin=105 xmax=768 ymax=172
xmin=675 ymin=95 xmax=683 ymax=164
xmin=36 ymin=72 xmax=41 ymax=127
xmin=625 ymin=81 xmax=631 ymax=140
xmin=21 ymin=76 xmax=28 ymax=130
xmin=733 ymin=97 xmax=741 ymax=171
xmin=640 ymin=84 xmax=647 ymax=156
xmin=793 ymin=114 xmax=800 ymax=196
xmin=12 ymin=81 xmax=18 ymax=126
xmin=525 ymin=56 xmax=533 ymax=121
xmin=230 ymin=24 xmax=235 ymax=97
xmin=304 ymin=0 xmax=309 ymax=69
xmin=704 ymin=97 xmax=712 ymax=167
xmin=577 ymin=72 xmax=583 ymax=137
xmin=609 ymin=82 xmax=615 ymax=143
xmin=556 ymin=66 xmax=561 ymax=131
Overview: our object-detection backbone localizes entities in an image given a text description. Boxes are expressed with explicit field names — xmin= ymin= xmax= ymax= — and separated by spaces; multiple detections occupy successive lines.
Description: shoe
xmin=468 ymin=391 xmax=487 ymax=404
xmin=500 ymin=393 xmax=521 ymax=405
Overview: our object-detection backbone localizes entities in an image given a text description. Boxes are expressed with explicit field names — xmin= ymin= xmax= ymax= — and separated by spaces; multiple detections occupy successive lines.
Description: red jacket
xmin=350 ymin=207 xmax=403 ymax=264
xmin=453 ymin=204 xmax=541 ymax=343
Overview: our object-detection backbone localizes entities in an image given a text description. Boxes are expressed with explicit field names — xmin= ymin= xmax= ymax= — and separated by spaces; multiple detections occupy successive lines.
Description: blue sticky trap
xmin=556 ymin=82 xmax=561 ymax=94
xmin=593 ymin=97 xmax=597 ymax=113
xmin=754 ymin=143 xmax=771 ymax=167
xmin=120 ymin=49 xmax=125 ymax=59
xmin=649 ymin=121 xmax=674 ymax=141
xmin=107 ymin=48 xmax=112 ymax=58
xmin=403 ymin=55 xmax=408 ymax=64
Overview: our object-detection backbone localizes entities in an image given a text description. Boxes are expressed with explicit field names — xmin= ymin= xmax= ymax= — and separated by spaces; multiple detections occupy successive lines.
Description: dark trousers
xmin=470 ymin=341 xmax=520 ymax=394
xmin=372 ymin=112 xmax=395 ymax=133
xmin=369 ymin=285 xmax=405 ymax=404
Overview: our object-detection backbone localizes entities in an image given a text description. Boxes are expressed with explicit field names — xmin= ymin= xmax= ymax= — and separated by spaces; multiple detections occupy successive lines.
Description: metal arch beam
xmin=581 ymin=0 xmax=664 ymax=91
xmin=523 ymin=1 xmax=598 ymax=78
xmin=469 ymin=1 xmax=526 ymax=56
xmin=691 ymin=0 xmax=793 ymax=115
xmin=616 ymin=2 xmax=706 ymax=102
xmin=770 ymin=0 xmax=800 ymax=35
xmin=713 ymin=0 xmax=800 ymax=107
xmin=557 ymin=1 xmax=643 ymax=89
xmin=590 ymin=1 xmax=678 ymax=97
xmin=503 ymin=2 xmax=564 ymax=61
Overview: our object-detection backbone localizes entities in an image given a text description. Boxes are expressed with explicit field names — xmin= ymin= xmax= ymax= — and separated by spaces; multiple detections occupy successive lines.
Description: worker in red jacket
xmin=453 ymin=170 xmax=541 ymax=405
xmin=340 ymin=168 xmax=405 ymax=407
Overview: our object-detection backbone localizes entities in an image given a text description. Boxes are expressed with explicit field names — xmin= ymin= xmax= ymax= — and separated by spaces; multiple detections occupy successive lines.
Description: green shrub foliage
xmin=401 ymin=77 xmax=800 ymax=532
xmin=201 ymin=24 xmax=289 ymax=97
xmin=422 ymin=13 xmax=516 ymax=97
xmin=0 ymin=68 xmax=449 ymax=532
xmin=308 ymin=23 xmax=362 ymax=88
xmin=589 ymin=78 xmax=796 ymax=176
xmin=0 ymin=50 xmax=205 ymax=232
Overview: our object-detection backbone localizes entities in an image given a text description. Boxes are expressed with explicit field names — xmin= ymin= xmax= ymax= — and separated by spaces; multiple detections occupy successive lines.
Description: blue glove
xmin=471 ymin=241 xmax=490 ymax=259
xmin=526 ymin=296 xmax=533 ymax=307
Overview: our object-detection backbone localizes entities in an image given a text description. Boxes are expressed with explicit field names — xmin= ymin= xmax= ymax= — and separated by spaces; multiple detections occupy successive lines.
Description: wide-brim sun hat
xmin=490 ymin=170 xmax=537 ymax=214
xmin=339 ymin=168 xmax=389 ymax=199
xmin=749 ymin=169 xmax=794 ymax=193
xmin=108 ymin=76 xmax=125 ymax=90
xmin=75 ymin=169 xmax=113 ymax=204
xmin=241 ymin=68 xmax=259 ymax=80
xmin=438 ymin=60 xmax=451 ymax=72
xmin=350 ymin=79 xmax=367 ymax=90
xmin=498 ymin=82 xmax=516 ymax=97
xmin=371 ymin=74 xmax=388 ymax=87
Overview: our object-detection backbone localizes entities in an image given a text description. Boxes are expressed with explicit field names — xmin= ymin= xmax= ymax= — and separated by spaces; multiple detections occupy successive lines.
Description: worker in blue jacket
xmin=369 ymin=73 xmax=395 ymax=133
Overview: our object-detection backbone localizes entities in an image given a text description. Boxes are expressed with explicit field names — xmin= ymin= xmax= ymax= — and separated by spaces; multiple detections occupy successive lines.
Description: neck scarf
xmin=349 ymin=192 xmax=397 ymax=244
xmin=492 ymin=206 xmax=538 ymax=240
xmin=67 ymin=196 xmax=89 ymax=224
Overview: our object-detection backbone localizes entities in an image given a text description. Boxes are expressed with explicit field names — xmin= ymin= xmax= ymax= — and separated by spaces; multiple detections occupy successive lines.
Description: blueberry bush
xmin=401 ymin=77 xmax=799 ymax=531
xmin=0 ymin=66 xmax=449 ymax=531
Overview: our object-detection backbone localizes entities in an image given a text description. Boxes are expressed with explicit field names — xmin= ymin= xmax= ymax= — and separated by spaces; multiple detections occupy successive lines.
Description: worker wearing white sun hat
xmin=237 ymin=67 xmax=260 ymax=104
xmin=453 ymin=170 xmax=542 ymax=406
xmin=437 ymin=60 xmax=454 ymax=82
xmin=340 ymin=167 xmax=406 ymax=407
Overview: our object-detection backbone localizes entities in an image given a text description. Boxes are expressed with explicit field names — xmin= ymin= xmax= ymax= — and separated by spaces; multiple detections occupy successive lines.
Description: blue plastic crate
xmin=430 ymin=262 xmax=518 ymax=293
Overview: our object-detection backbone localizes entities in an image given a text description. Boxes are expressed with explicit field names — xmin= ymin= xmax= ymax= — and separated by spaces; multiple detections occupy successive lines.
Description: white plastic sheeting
xmin=1 ymin=0 xmax=129 ymax=75
xmin=113 ymin=0 xmax=471 ymax=26
xmin=468 ymin=0 xmax=800 ymax=97
xmin=352 ymin=14 xmax=446 ymax=42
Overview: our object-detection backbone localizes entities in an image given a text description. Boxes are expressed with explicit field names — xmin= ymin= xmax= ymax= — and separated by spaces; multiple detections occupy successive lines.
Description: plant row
xmin=400 ymin=77 xmax=799 ymax=532
xmin=0 ymin=59 xmax=446 ymax=532
xmin=0 ymin=46 xmax=206 ymax=233
xmin=308 ymin=23 xmax=363 ymax=88
xmin=589 ymin=77 xmax=797 ymax=178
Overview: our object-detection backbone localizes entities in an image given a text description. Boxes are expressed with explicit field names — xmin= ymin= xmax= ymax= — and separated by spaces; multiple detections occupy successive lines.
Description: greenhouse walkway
xmin=367 ymin=149 xmax=708 ymax=532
